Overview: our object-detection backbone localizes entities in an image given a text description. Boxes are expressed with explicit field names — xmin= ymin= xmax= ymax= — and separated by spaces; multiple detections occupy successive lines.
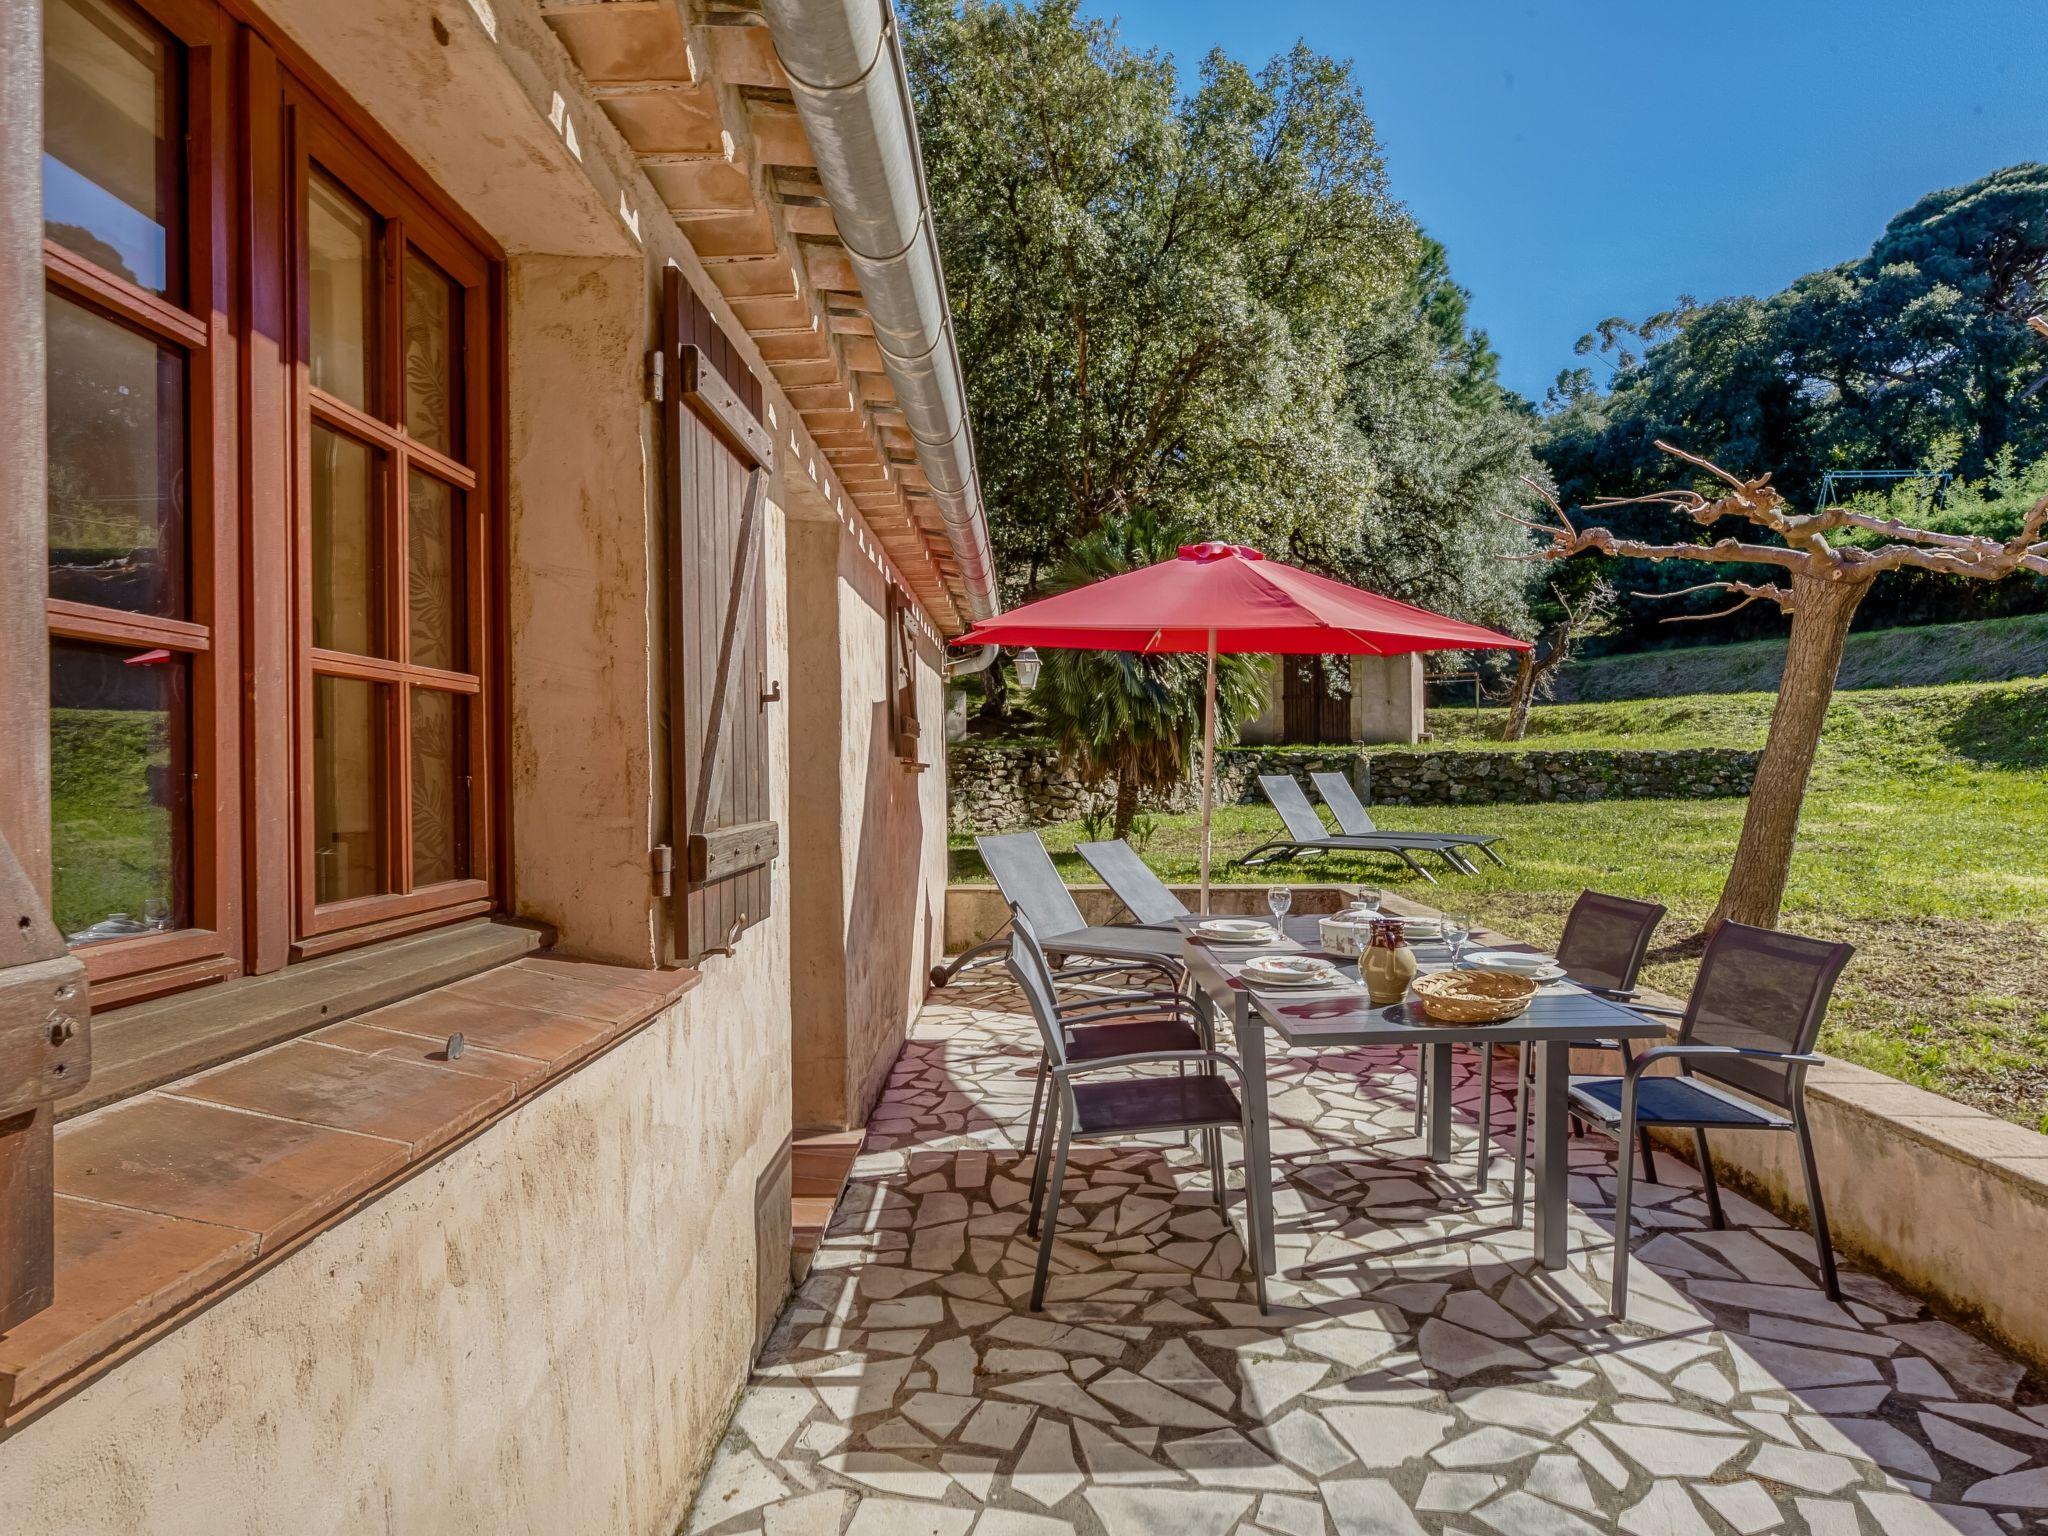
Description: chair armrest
xmin=1053 ymin=1050 xmax=1245 ymax=1085
xmin=1057 ymin=989 xmax=1186 ymax=1016
xmin=1623 ymin=1044 xmax=1824 ymax=1081
xmin=1625 ymin=1000 xmax=1686 ymax=1019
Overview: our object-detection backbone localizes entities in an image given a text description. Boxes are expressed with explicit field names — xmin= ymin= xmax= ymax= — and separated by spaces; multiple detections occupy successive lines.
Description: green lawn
xmin=1549 ymin=612 xmax=2048 ymax=703
xmin=951 ymin=679 xmax=2048 ymax=1133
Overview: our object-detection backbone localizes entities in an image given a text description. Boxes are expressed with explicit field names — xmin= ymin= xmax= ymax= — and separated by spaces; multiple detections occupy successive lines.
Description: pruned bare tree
xmin=1512 ymin=439 xmax=2048 ymax=931
xmin=1501 ymin=579 xmax=1616 ymax=741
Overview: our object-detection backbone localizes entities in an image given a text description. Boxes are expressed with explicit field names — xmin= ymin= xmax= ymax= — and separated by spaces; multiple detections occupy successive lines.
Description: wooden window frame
xmin=32 ymin=0 xmax=508 ymax=1012
xmin=40 ymin=0 xmax=243 ymax=1008
xmin=279 ymin=84 xmax=496 ymax=957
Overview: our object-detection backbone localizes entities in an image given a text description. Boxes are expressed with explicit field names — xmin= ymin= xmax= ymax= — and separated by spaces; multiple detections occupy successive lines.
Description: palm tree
xmin=1029 ymin=514 xmax=1269 ymax=839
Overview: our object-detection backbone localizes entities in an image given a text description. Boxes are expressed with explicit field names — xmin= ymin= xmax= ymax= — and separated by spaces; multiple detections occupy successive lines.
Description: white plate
xmin=1462 ymin=951 xmax=1564 ymax=982
xmin=1196 ymin=919 xmax=1279 ymax=945
xmin=1242 ymin=956 xmax=1340 ymax=988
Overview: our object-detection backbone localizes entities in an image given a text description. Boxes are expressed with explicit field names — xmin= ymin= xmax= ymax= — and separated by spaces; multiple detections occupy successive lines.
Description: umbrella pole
xmin=1199 ymin=628 xmax=1217 ymax=913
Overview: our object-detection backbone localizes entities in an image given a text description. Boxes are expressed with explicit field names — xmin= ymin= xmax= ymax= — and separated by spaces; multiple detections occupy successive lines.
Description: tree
xmin=1297 ymin=239 xmax=1543 ymax=636
xmin=900 ymin=0 xmax=1411 ymax=598
xmin=1537 ymin=164 xmax=2048 ymax=646
xmin=1028 ymin=513 xmax=1267 ymax=838
xmin=1514 ymin=440 xmax=2048 ymax=931
xmin=1500 ymin=576 xmax=1616 ymax=741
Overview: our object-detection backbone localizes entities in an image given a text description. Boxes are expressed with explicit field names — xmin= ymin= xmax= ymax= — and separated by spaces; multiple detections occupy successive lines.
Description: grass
xmin=50 ymin=707 xmax=174 ymax=937
xmin=1550 ymin=612 xmax=2048 ymax=703
xmin=950 ymin=678 xmax=2048 ymax=1133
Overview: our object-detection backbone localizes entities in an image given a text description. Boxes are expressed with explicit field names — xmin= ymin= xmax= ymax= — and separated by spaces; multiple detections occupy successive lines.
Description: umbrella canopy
xmin=955 ymin=542 xmax=1531 ymax=907
xmin=957 ymin=542 xmax=1533 ymax=656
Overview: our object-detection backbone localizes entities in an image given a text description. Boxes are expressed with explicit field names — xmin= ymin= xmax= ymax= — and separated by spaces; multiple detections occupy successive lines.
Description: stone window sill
xmin=0 ymin=952 xmax=699 ymax=1428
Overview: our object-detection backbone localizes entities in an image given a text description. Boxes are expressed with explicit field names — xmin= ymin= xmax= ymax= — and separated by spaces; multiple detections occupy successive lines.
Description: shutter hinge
xmin=651 ymin=844 xmax=673 ymax=898
xmin=645 ymin=347 xmax=665 ymax=403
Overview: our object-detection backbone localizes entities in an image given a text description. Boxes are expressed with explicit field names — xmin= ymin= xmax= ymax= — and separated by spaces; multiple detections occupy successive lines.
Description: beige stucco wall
xmin=0 ymin=0 xmax=942 ymax=1530
xmin=0 ymin=966 xmax=794 ymax=1535
xmin=786 ymin=517 xmax=949 ymax=1131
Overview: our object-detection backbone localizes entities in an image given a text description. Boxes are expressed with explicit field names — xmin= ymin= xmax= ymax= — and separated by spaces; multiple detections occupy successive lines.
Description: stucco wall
xmin=0 ymin=967 xmax=794 ymax=1535
xmin=786 ymin=517 xmax=948 ymax=1132
xmin=0 ymin=0 xmax=933 ymax=1529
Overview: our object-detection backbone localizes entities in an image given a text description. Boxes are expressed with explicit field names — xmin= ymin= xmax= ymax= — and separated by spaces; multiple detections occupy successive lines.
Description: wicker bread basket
xmin=1412 ymin=968 xmax=1539 ymax=1024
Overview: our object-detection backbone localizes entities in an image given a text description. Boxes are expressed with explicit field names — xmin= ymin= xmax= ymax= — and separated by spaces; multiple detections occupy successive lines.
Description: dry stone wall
xmin=947 ymin=740 xmax=1758 ymax=834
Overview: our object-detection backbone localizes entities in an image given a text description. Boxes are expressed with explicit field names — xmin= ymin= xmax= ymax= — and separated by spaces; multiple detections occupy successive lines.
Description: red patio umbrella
xmin=955 ymin=542 xmax=1532 ymax=907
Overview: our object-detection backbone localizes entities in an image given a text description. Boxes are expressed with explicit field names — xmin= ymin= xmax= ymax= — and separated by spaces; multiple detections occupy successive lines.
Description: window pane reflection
xmin=403 ymin=248 xmax=458 ymax=453
xmin=313 ymin=674 xmax=388 ymax=903
xmin=311 ymin=425 xmax=385 ymax=655
xmin=43 ymin=0 xmax=181 ymax=298
xmin=410 ymin=688 xmax=464 ymax=887
xmin=46 ymin=292 xmax=189 ymax=618
xmin=307 ymin=174 xmax=374 ymax=409
xmin=407 ymin=471 xmax=460 ymax=670
xmin=50 ymin=638 xmax=190 ymax=943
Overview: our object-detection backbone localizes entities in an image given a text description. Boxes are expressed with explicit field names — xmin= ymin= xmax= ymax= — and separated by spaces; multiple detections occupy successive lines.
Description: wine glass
xmin=1442 ymin=913 xmax=1471 ymax=965
xmin=1266 ymin=885 xmax=1293 ymax=929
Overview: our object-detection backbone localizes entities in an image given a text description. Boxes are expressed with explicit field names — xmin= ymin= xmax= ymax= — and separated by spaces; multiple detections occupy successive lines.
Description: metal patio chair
xmin=1075 ymin=838 xmax=1190 ymax=928
xmin=930 ymin=831 xmax=1187 ymax=988
xmin=1309 ymin=769 xmax=1506 ymax=868
xmin=1563 ymin=920 xmax=1854 ymax=1318
xmin=1240 ymin=775 xmax=1466 ymax=882
xmin=1489 ymin=891 xmax=1670 ymax=1202
xmin=1007 ymin=907 xmax=1267 ymax=1313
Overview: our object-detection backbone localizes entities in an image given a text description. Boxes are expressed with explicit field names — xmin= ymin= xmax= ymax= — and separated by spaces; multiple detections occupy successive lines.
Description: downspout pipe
xmin=758 ymin=0 xmax=999 ymax=624
xmin=944 ymin=642 xmax=999 ymax=681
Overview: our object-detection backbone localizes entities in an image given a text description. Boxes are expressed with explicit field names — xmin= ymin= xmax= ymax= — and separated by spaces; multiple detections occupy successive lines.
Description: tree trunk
xmin=1502 ymin=653 xmax=1537 ymax=741
xmin=975 ymin=654 xmax=1010 ymax=727
xmin=1111 ymin=772 xmax=1141 ymax=841
xmin=1709 ymin=573 xmax=1871 ymax=931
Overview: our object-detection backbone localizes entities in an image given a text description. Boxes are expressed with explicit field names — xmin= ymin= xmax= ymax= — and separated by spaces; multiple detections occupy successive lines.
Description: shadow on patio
xmin=688 ymin=969 xmax=2048 ymax=1536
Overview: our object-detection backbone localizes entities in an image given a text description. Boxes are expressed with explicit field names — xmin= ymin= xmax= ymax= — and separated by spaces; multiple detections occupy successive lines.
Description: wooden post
xmin=1198 ymin=629 xmax=1217 ymax=913
xmin=0 ymin=0 xmax=85 ymax=1335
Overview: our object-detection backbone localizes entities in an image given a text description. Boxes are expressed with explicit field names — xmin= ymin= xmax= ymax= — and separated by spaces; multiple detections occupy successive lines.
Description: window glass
xmin=307 ymin=174 xmax=375 ymax=409
xmin=409 ymin=689 xmax=464 ymax=887
xmin=42 ymin=0 xmax=180 ymax=297
xmin=45 ymin=291 xmax=188 ymax=618
xmin=313 ymin=675 xmax=388 ymax=902
xmin=406 ymin=471 xmax=460 ymax=670
xmin=403 ymin=248 xmax=458 ymax=453
xmin=311 ymin=425 xmax=385 ymax=655
xmin=49 ymin=639 xmax=190 ymax=943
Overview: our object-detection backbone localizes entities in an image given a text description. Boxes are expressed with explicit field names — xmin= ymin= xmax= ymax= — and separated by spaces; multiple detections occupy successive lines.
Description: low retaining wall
xmin=947 ymin=742 xmax=1758 ymax=834
xmin=940 ymin=882 xmax=2048 ymax=1374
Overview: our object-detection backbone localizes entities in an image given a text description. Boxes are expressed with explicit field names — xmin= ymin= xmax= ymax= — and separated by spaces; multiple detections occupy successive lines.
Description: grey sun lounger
xmin=1310 ymin=770 xmax=1507 ymax=868
xmin=1239 ymin=775 xmax=1467 ymax=882
xmin=1076 ymin=839 xmax=1190 ymax=928
xmin=930 ymin=831 xmax=1188 ymax=987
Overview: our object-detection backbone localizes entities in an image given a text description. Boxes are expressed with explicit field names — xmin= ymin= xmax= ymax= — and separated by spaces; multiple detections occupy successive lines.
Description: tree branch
xmin=1637 ymin=579 xmax=1796 ymax=623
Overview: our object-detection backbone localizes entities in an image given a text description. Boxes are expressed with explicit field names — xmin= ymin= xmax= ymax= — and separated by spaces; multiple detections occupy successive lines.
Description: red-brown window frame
xmin=279 ymin=85 xmax=496 ymax=956
xmin=39 ymin=0 xmax=507 ymax=1005
xmin=40 ymin=0 xmax=243 ymax=1009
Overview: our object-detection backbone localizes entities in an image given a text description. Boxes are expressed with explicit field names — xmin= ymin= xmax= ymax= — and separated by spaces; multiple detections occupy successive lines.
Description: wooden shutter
xmin=0 ymin=831 xmax=91 ymax=1331
xmin=661 ymin=268 xmax=779 ymax=963
xmin=887 ymin=588 xmax=922 ymax=761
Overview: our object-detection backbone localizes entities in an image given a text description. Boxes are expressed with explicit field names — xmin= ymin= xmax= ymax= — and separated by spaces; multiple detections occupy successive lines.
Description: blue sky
xmin=1081 ymin=0 xmax=2044 ymax=402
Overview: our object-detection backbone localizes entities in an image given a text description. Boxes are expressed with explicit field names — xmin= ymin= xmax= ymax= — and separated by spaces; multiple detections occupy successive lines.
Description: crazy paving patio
xmin=685 ymin=967 xmax=2048 ymax=1536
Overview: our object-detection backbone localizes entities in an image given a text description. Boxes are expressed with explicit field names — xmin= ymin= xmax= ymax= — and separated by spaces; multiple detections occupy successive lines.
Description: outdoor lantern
xmin=1012 ymin=646 xmax=1042 ymax=690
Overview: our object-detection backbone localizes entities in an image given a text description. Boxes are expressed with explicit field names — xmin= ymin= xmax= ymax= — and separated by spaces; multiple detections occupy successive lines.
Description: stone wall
xmin=947 ymin=740 xmax=1758 ymax=834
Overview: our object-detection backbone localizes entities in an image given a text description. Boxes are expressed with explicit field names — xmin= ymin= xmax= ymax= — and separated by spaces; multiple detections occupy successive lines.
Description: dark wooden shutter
xmin=0 ymin=830 xmax=91 ymax=1330
xmin=886 ymin=588 xmax=922 ymax=761
xmin=661 ymin=268 xmax=779 ymax=963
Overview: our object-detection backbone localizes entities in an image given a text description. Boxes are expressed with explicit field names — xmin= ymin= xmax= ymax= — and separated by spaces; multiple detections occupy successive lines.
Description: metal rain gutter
xmin=758 ymin=0 xmax=999 ymax=623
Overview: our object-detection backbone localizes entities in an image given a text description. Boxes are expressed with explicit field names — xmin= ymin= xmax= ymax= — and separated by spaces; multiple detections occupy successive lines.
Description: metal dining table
xmin=1178 ymin=914 xmax=1667 ymax=1276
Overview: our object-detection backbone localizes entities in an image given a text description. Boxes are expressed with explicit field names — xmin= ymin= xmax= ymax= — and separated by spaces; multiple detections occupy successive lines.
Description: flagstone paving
xmin=688 ymin=969 xmax=2048 ymax=1536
